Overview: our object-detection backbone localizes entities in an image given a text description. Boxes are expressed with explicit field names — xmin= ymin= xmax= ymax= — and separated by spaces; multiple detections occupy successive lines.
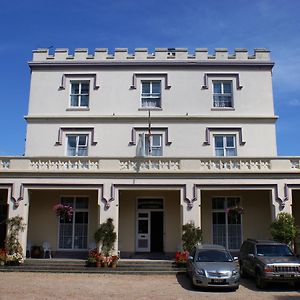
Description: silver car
xmin=187 ymin=244 xmax=240 ymax=290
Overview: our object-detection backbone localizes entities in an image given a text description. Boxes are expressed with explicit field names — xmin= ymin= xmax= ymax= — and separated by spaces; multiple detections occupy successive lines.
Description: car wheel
xmin=255 ymin=271 xmax=266 ymax=289
xmin=229 ymin=285 xmax=239 ymax=291
xmin=240 ymin=263 xmax=248 ymax=278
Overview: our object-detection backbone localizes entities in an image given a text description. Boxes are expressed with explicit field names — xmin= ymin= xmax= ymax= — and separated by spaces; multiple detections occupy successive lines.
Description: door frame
xmin=57 ymin=195 xmax=90 ymax=251
xmin=135 ymin=197 xmax=164 ymax=252
xmin=211 ymin=196 xmax=243 ymax=251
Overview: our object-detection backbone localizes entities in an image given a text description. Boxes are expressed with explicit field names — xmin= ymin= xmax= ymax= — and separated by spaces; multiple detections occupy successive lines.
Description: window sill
xmin=66 ymin=107 xmax=90 ymax=111
xmin=211 ymin=107 xmax=235 ymax=111
xmin=138 ymin=108 xmax=163 ymax=111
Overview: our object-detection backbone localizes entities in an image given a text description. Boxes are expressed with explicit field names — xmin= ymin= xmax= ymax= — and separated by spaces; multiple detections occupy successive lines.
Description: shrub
xmin=94 ymin=218 xmax=117 ymax=256
xmin=182 ymin=221 xmax=202 ymax=253
xmin=270 ymin=213 xmax=299 ymax=246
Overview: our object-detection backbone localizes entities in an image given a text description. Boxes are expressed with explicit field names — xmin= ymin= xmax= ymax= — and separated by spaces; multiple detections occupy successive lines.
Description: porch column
xmin=271 ymin=183 xmax=292 ymax=219
xmin=181 ymin=183 xmax=201 ymax=227
xmin=98 ymin=183 xmax=119 ymax=254
xmin=7 ymin=182 xmax=29 ymax=257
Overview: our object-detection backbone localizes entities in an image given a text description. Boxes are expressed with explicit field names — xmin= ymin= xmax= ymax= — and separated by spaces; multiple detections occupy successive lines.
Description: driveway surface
xmin=0 ymin=272 xmax=299 ymax=299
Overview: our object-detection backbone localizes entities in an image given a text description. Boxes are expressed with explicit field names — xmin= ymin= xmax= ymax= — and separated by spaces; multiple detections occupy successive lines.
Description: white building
xmin=0 ymin=48 xmax=299 ymax=257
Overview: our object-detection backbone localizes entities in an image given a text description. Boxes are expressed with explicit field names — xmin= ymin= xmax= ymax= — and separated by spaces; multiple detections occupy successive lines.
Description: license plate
xmin=211 ymin=279 xmax=225 ymax=284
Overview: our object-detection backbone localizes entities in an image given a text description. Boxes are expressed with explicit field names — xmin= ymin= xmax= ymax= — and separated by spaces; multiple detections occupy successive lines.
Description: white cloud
xmin=287 ymin=99 xmax=300 ymax=107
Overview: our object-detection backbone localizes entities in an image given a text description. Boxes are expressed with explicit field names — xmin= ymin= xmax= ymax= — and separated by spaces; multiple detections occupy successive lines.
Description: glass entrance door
xmin=136 ymin=212 xmax=150 ymax=252
xmin=212 ymin=197 xmax=242 ymax=250
xmin=59 ymin=197 xmax=89 ymax=250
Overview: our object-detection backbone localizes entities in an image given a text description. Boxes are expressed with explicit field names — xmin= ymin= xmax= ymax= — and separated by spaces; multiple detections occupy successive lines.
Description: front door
xmin=136 ymin=199 xmax=164 ymax=252
xmin=0 ymin=196 xmax=7 ymax=248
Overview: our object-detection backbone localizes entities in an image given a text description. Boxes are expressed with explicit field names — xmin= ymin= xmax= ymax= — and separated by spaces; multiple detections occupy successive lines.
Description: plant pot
xmin=96 ymin=261 xmax=101 ymax=267
xmin=86 ymin=261 xmax=97 ymax=267
xmin=111 ymin=262 xmax=117 ymax=268
xmin=101 ymin=261 xmax=108 ymax=268
xmin=7 ymin=260 xmax=20 ymax=266
xmin=31 ymin=246 xmax=43 ymax=258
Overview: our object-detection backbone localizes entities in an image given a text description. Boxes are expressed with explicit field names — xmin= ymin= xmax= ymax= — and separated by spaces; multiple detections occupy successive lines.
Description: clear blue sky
xmin=0 ymin=0 xmax=299 ymax=156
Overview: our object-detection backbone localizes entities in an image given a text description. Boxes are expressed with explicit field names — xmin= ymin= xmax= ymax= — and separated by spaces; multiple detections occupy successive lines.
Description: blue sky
xmin=0 ymin=0 xmax=299 ymax=156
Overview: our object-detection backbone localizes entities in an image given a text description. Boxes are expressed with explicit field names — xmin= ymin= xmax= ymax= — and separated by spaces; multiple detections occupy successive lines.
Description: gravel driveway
xmin=0 ymin=272 xmax=299 ymax=299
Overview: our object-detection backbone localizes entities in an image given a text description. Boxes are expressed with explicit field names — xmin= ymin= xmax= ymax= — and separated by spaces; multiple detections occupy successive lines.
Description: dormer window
xmin=213 ymin=81 xmax=233 ymax=108
xmin=70 ymin=81 xmax=89 ymax=108
xmin=141 ymin=81 xmax=161 ymax=108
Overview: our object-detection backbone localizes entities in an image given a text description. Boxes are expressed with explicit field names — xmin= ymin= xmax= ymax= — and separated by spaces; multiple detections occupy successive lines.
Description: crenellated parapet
xmin=31 ymin=48 xmax=271 ymax=62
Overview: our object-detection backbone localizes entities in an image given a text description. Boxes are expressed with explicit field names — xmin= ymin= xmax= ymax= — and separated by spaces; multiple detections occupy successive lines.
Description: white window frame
xmin=212 ymin=197 xmax=243 ymax=251
xmin=66 ymin=134 xmax=88 ymax=157
xmin=136 ymin=133 xmax=163 ymax=157
xmin=214 ymin=135 xmax=237 ymax=157
xmin=212 ymin=81 xmax=233 ymax=108
xmin=58 ymin=196 xmax=89 ymax=250
xmin=140 ymin=81 xmax=161 ymax=108
xmin=70 ymin=81 xmax=90 ymax=108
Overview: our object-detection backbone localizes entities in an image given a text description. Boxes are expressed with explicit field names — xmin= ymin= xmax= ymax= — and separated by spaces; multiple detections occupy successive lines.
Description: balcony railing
xmin=0 ymin=156 xmax=299 ymax=174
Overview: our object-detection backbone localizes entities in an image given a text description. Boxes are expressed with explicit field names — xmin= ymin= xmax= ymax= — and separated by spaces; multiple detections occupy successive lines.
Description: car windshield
xmin=196 ymin=249 xmax=233 ymax=262
xmin=256 ymin=244 xmax=294 ymax=257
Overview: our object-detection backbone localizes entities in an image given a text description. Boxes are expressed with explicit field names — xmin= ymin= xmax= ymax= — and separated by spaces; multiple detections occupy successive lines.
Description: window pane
xmin=71 ymin=83 xmax=79 ymax=94
xmin=77 ymin=148 xmax=87 ymax=156
xmin=215 ymin=136 xmax=223 ymax=148
xmin=212 ymin=198 xmax=225 ymax=209
xmin=223 ymin=83 xmax=232 ymax=94
xmin=151 ymin=148 xmax=162 ymax=156
xmin=213 ymin=82 xmax=221 ymax=93
xmin=142 ymin=82 xmax=150 ymax=93
xmin=142 ymin=98 xmax=160 ymax=108
xmin=70 ymin=95 xmax=79 ymax=106
xmin=226 ymin=136 xmax=234 ymax=147
xmin=152 ymin=82 xmax=161 ymax=94
xmin=81 ymin=83 xmax=89 ymax=95
xmin=80 ymin=95 xmax=89 ymax=107
xmin=75 ymin=198 xmax=89 ymax=209
xmin=68 ymin=136 xmax=76 ymax=148
xmin=226 ymin=148 xmax=237 ymax=156
xmin=78 ymin=135 xmax=87 ymax=146
xmin=215 ymin=149 xmax=224 ymax=156
xmin=152 ymin=135 xmax=161 ymax=146
xmin=61 ymin=197 xmax=74 ymax=208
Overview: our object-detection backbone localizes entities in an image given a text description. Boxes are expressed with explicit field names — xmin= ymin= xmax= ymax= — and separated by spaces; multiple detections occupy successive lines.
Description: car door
xmin=187 ymin=247 xmax=196 ymax=277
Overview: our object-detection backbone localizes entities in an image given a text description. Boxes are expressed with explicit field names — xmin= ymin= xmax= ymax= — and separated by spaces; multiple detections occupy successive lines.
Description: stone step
xmin=0 ymin=259 xmax=186 ymax=275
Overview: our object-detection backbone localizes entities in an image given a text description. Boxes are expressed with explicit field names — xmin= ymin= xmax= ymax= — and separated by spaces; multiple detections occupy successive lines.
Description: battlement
xmin=31 ymin=48 xmax=271 ymax=62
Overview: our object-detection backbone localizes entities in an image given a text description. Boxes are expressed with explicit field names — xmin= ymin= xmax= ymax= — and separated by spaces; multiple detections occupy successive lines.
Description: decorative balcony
xmin=0 ymin=157 xmax=299 ymax=174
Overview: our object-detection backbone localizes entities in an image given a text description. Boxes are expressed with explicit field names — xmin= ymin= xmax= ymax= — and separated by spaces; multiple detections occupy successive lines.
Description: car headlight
xmin=195 ymin=269 xmax=206 ymax=276
xmin=232 ymin=270 xmax=239 ymax=276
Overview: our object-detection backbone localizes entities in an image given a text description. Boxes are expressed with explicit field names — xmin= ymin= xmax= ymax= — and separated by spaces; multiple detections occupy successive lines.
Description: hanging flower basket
xmin=53 ymin=204 xmax=73 ymax=221
xmin=226 ymin=206 xmax=244 ymax=215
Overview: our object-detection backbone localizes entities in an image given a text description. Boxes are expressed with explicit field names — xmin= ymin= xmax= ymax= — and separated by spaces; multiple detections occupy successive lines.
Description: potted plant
xmin=86 ymin=249 xmax=103 ymax=267
xmin=109 ymin=255 xmax=119 ymax=268
xmin=270 ymin=212 xmax=299 ymax=248
xmin=53 ymin=203 xmax=73 ymax=221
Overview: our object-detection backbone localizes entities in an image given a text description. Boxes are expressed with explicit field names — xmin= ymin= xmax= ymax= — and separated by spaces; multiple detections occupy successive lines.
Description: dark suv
xmin=239 ymin=239 xmax=300 ymax=288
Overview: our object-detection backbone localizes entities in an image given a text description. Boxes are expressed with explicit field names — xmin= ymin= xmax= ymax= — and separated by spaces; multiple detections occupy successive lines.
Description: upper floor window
xmin=213 ymin=81 xmax=232 ymax=108
xmin=141 ymin=81 xmax=161 ymax=108
xmin=70 ymin=82 xmax=89 ymax=108
xmin=214 ymin=135 xmax=237 ymax=157
xmin=136 ymin=134 xmax=162 ymax=156
xmin=67 ymin=134 xmax=88 ymax=156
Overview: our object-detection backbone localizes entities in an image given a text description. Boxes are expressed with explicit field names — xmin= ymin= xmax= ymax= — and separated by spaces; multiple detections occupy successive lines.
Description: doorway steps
xmin=0 ymin=259 xmax=186 ymax=275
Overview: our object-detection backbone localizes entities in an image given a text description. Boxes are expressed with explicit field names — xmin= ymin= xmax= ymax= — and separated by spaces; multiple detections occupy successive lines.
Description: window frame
xmin=140 ymin=80 xmax=162 ymax=109
xmin=69 ymin=81 xmax=90 ymax=108
xmin=66 ymin=134 xmax=89 ymax=157
xmin=137 ymin=133 xmax=163 ymax=157
xmin=214 ymin=135 xmax=237 ymax=157
xmin=212 ymin=80 xmax=233 ymax=108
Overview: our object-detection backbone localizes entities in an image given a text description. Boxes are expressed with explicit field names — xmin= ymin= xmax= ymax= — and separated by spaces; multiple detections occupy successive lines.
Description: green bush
xmin=182 ymin=221 xmax=202 ymax=253
xmin=94 ymin=218 xmax=117 ymax=256
xmin=270 ymin=213 xmax=299 ymax=246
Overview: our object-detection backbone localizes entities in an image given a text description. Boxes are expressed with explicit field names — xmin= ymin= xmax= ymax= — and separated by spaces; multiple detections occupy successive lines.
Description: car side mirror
xmin=188 ymin=256 xmax=194 ymax=261
xmin=248 ymin=253 xmax=254 ymax=258
xmin=233 ymin=256 xmax=239 ymax=261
